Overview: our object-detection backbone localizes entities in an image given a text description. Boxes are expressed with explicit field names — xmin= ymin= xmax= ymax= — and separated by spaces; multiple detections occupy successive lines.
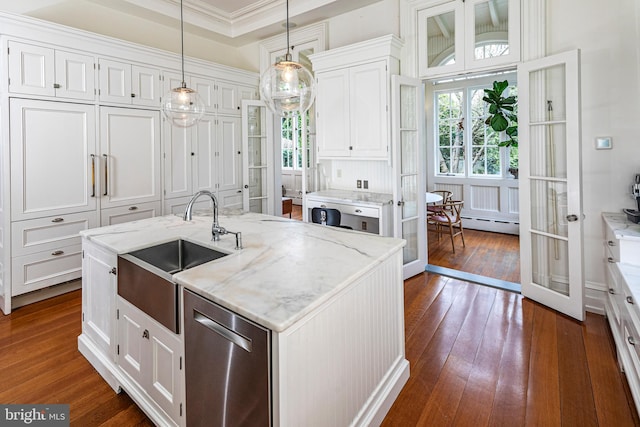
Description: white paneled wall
xmin=272 ymin=251 xmax=408 ymax=426
xmin=433 ymin=178 xmax=519 ymax=234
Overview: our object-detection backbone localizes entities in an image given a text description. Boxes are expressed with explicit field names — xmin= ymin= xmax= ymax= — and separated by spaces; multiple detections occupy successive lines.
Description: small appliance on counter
xmin=623 ymin=173 xmax=640 ymax=224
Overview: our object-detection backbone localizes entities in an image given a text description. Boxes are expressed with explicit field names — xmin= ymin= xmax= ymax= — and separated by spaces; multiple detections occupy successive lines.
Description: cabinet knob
xmin=397 ymin=200 xmax=405 ymax=206
xmin=131 ymin=93 xmax=136 ymax=98
xmin=629 ymin=336 xmax=637 ymax=346
xmin=142 ymin=329 xmax=149 ymax=339
xmin=607 ymin=257 xmax=615 ymax=263
xmin=110 ymin=267 xmax=117 ymax=275
xmin=566 ymin=214 xmax=579 ymax=222
xmin=627 ymin=296 xmax=634 ymax=305
xmin=609 ymin=288 xmax=615 ymax=295
xmin=53 ymin=83 xmax=61 ymax=89
xmin=244 ymin=185 xmax=249 ymax=189
xmin=608 ymin=240 xmax=616 ymax=247
xmin=355 ymin=209 xmax=362 ymax=213
xmin=128 ymin=206 xmax=138 ymax=211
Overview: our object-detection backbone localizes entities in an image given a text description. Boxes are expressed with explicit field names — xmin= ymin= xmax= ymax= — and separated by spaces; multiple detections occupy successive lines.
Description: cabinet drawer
xmin=12 ymin=243 xmax=82 ymax=296
xmin=101 ymin=202 xmax=161 ymax=226
xmin=12 ymin=212 xmax=97 ymax=256
xmin=604 ymin=226 xmax=621 ymax=262
xmin=306 ymin=199 xmax=380 ymax=219
xmin=606 ymin=261 xmax=624 ymax=329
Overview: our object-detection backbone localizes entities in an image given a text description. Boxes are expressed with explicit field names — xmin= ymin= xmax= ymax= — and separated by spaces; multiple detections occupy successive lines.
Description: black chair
xmin=311 ymin=208 xmax=352 ymax=229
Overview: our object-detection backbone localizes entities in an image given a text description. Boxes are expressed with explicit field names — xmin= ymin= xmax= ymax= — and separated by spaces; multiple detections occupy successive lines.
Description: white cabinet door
xmin=82 ymin=239 xmax=117 ymax=361
xmin=350 ymin=61 xmax=388 ymax=158
xmin=10 ymin=99 xmax=97 ymax=220
xmin=100 ymin=59 xmax=159 ymax=106
xmin=164 ymin=121 xmax=193 ymax=199
xmin=99 ymin=59 xmax=132 ymax=103
xmin=217 ymin=81 xmax=240 ymax=115
xmin=316 ymin=69 xmax=350 ymax=157
xmin=192 ymin=114 xmax=216 ymax=193
xmin=131 ymin=65 xmax=160 ymax=107
xmin=217 ymin=115 xmax=242 ymax=193
xmin=117 ymin=297 xmax=184 ymax=425
xmin=8 ymin=41 xmax=95 ymax=100
xmin=192 ymin=76 xmax=215 ymax=110
xmin=99 ymin=107 xmax=161 ymax=209
xmin=242 ymin=100 xmax=274 ymax=215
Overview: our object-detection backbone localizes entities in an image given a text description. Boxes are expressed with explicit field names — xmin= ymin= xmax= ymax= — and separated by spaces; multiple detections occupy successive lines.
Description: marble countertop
xmin=306 ymin=189 xmax=393 ymax=206
xmin=603 ymin=212 xmax=640 ymax=241
xmin=81 ymin=212 xmax=405 ymax=332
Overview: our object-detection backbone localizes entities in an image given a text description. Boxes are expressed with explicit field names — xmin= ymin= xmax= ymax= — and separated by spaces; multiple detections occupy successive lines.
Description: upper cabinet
xmin=8 ymin=41 xmax=96 ymax=101
xmin=417 ymin=0 xmax=520 ymax=78
xmin=98 ymin=59 xmax=160 ymax=107
xmin=310 ymin=35 xmax=403 ymax=161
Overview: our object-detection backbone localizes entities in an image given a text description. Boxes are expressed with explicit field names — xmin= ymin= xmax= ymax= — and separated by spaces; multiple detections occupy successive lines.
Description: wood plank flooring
xmin=0 ymin=249 xmax=637 ymax=425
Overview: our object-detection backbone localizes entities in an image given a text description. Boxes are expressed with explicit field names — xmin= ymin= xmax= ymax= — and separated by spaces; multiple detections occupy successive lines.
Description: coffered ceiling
xmin=2 ymin=0 xmax=384 ymax=45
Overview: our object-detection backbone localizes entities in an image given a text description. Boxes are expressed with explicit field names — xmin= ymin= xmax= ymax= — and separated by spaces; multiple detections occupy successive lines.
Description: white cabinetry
xmin=415 ymin=0 xmax=521 ymax=78
xmin=8 ymin=41 xmax=95 ymax=100
xmin=163 ymin=114 xmax=243 ymax=211
xmin=99 ymin=107 xmax=162 ymax=209
xmin=603 ymin=213 xmax=640 ymax=413
xmin=99 ymin=58 xmax=160 ymax=106
xmin=81 ymin=238 xmax=117 ymax=362
xmin=311 ymin=35 xmax=402 ymax=160
xmin=117 ymin=296 xmax=184 ymax=424
xmin=242 ymin=100 xmax=274 ymax=215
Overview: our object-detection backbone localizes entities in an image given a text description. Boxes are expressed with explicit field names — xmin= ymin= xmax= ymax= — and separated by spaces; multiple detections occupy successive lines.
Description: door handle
xmin=102 ymin=154 xmax=108 ymax=196
xmin=193 ymin=309 xmax=252 ymax=353
xmin=566 ymin=214 xmax=578 ymax=222
xmin=90 ymin=154 xmax=96 ymax=197
xmin=397 ymin=200 xmax=405 ymax=207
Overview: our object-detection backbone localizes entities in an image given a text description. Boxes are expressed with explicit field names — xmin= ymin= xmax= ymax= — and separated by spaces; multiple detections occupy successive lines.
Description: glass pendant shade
xmin=260 ymin=57 xmax=316 ymax=117
xmin=162 ymin=83 xmax=205 ymax=127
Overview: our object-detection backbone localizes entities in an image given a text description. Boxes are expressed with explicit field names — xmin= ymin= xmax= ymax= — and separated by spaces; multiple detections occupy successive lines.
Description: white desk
xmin=426 ymin=192 xmax=444 ymax=204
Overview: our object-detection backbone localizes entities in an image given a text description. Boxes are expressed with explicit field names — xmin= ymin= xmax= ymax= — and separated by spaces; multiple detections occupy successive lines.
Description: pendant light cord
xmin=285 ymin=0 xmax=291 ymax=60
xmin=180 ymin=0 xmax=186 ymax=87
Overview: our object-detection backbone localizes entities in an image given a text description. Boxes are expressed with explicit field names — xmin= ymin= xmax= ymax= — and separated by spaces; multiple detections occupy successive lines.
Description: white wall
xmin=547 ymin=0 xmax=640 ymax=288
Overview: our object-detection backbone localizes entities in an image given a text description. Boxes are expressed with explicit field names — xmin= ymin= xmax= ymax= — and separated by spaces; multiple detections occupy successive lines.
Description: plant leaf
xmin=490 ymin=113 xmax=508 ymax=131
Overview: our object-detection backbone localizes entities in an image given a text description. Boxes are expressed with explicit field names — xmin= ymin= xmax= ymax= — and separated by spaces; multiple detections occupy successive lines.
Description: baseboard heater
xmin=460 ymin=216 xmax=519 ymax=235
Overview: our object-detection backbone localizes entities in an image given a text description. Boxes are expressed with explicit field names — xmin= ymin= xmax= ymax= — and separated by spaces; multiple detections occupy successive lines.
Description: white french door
xmin=392 ymin=75 xmax=427 ymax=279
xmin=518 ymin=50 xmax=584 ymax=320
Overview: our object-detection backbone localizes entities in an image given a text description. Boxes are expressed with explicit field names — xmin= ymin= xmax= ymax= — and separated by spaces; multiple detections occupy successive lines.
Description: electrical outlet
xmin=362 ymin=221 xmax=367 ymax=231
xmin=363 ymin=180 xmax=369 ymax=189
xmin=357 ymin=180 xmax=362 ymax=189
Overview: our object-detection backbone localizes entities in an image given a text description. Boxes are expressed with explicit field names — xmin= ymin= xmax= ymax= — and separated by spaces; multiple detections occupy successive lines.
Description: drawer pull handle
xmin=629 ymin=336 xmax=637 ymax=346
xmin=51 ymin=217 xmax=64 ymax=223
xmin=355 ymin=209 xmax=362 ymax=213
xmin=90 ymin=154 xmax=96 ymax=197
xmin=51 ymin=250 xmax=64 ymax=256
xmin=320 ymin=204 xmax=326 ymax=208
xmin=608 ymin=240 xmax=616 ymax=247
xmin=142 ymin=329 xmax=149 ymax=339
xmin=53 ymin=83 xmax=61 ymax=89
xmin=627 ymin=296 xmax=634 ymax=305
xmin=128 ymin=206 xmax=138 ymax=211
xmin=609 ymin=288 xmax=615 ymax=295
xmin=608 ymin=257 xmax=615 ymax=263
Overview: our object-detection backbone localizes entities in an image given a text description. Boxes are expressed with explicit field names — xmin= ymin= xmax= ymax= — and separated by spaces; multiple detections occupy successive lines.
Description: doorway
xmin=425 ymin=72 xmax=521 ymax=289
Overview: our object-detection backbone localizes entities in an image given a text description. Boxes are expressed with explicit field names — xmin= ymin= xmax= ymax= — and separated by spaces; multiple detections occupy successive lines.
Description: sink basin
xmin=127 ymin=239 xmax=228 ymax=274
xmin=117 ymin=239 xmax=228 ymax=334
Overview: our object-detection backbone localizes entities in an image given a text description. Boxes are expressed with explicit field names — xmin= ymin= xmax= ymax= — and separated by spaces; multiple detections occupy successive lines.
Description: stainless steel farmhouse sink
xmin=118 ymin=239 xmax=228 ymax=333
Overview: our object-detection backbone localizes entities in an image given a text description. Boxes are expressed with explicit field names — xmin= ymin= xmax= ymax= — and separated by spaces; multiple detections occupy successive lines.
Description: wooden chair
xmin=427 ymin=190 xmax=453 ymax=214
xmin=427 ymin=200 xmax=466 ymax=253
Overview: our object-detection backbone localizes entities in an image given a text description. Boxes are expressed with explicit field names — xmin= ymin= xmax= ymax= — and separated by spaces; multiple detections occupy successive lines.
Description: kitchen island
xmin=78 ymin=211 xmax=408 ymax=426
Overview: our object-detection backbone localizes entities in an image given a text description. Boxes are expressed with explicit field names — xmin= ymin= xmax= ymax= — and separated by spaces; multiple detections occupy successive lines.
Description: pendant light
xmin=162 ymin=0 xmax=205 ymax=127
xmin=260 ymin=0 xmax=316 ymax=117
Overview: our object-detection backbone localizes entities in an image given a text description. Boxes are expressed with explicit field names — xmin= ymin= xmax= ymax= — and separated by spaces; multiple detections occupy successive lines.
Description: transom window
xmin=434 ymin=75 xmax=517 ymax=177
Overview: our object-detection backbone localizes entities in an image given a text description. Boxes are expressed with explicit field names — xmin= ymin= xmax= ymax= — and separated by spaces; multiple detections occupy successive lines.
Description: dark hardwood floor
xmin=1 ymin=273 xmax=637 ymax=426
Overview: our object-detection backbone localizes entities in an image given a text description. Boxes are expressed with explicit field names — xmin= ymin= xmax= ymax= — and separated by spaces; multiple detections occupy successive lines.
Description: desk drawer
xmin=306 ymin=199 xmax=380 ymax=218
xmin=12 ymin=212 xmax=97 ymax=256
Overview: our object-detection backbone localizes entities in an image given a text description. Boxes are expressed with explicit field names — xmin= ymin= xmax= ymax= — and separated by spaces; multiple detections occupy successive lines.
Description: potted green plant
xmin=483 ymin=80 xmax=518 ymax=177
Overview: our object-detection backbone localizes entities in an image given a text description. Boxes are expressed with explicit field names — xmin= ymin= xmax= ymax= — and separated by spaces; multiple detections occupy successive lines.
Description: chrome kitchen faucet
xmin=183 ymin=190 xmax=242 ymax=249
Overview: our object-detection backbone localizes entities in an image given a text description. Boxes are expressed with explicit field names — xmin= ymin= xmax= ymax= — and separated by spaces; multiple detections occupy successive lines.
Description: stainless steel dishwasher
xmin=183 ymin=289 xmax=271 ymax=426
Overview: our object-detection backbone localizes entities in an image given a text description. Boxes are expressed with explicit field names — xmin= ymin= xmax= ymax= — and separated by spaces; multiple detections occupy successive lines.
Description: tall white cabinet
xmin=0 ymin=12 xmax=258 ymax=314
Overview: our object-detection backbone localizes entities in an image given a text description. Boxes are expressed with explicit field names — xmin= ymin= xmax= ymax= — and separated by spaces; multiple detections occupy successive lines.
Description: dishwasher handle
xmin=193 ymin=309 xmax=252 ymax=353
